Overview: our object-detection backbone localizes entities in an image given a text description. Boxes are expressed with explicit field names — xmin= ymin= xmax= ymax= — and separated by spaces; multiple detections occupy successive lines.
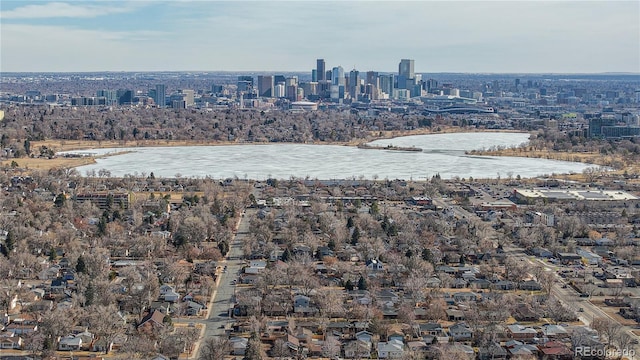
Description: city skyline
xmin=1 ymin=1 xmax=639 ymax=73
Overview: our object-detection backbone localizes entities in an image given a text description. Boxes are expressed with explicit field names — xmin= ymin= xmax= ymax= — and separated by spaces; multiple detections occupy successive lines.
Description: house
xmin=470 ymin=278 xmax=492 ymax=289
xmin=249 ymin=260 xmax=267 ymax=269
xmin=229 ymin=337 xmax=248 ymax=356
xmin=506 ymin=325 xmax=538 ymax=340
xmin=366 ymin=259 xmax=384 ymax=271
xmin=355 ymin=330 xmax=373 ymax=343
xmin=531 ymin=248 xmax=554 ymax=258
xmin=538 ymin=341 xmax=573 ymax=359
xmin=407 ymin=340 xmax=428 ymax=352
xmin=446 ymin=309 xmax=465 ymax=321
xmin=5 ymin=323 xmax=38 ymax=335
xmin=50 ymin=278 xmax=68 ymax=292
xmin=377 ymin=338 xmax=404 ymax=359
xmin=59 ymin=335 xmax=82 ymax=351
xmin=161 ymin=289 xmax=180 ymax=303
xmin=0 ymin=336 xmax=22 ymax=349
xmin=493 ymin=280 xmax=515 ymax=291
xmin=541 ymin=324 xmax=568 ymax=339
xmin=452 ymin=278 xmax=468 ymax=288
xmin=478 ymin=342 xmax=508 ymax=360
xmin=448 ymin=323 xmax=473 ymax=341
xmin=39 ymin=265 xmax=61 ymax=280
xmin=417 ymin=323 xmax=444 ymax=337
xmin=185 ymin=301 xmax=204 ymax=316
xmin=344 ymin=339 xmax=371 ymax=359
xmin=513 ymin=304 xmax=539 ymax=322
xmin=453 ymin=292 xmax=479 ymax=303
xmin=519 ymin=280 xmax=542 ymax=291
xmin=557 ymin=252 xmax=582 ymax=265
xmin=159 ymin=284 xmax=175 ymax=295
xmin=286 ymin=334 xmax=300 ymax=352
xmin=30 ymin=300 xmax=54 ymax=312
xmin=137 ymin=310 xmax=165 ymax=332
xmin=577 ymin=249 xmax=602 ymax=265
xmin=293 ymin=294 xmax=310 ymax=308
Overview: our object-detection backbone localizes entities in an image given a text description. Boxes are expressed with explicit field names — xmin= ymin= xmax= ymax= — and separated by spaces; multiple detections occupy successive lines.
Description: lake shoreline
xmin=3 ymin=127 xmax=530 ymax=171
xmin=60 ymin=132 xmax=591 ymax=180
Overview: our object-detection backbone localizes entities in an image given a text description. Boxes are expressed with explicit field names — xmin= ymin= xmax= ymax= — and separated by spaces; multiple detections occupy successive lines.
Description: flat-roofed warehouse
xmin=514 ymin=188 xmax=639 ymax=206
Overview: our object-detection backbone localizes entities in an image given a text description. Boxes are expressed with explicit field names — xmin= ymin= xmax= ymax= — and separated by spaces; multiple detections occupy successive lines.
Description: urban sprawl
xmin=1 ymin=59 xmax=640 ymax=360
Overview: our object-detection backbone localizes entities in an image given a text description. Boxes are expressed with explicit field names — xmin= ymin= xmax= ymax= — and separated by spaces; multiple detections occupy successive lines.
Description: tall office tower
xmin=425 ymin=79 xmax=438 ymax=92
xmin=237 ymin=75 xmax=254 ymax=94
xmin=399 ymin=59 xmax=415 ymax=79
xmin=181 ymin=89 xmax=195 ymax=106
xmin=378 ymin=74 xmax=393 ymax=97
xmin=155 ymin=84 xmax=166 ymax=108
xmin=316 ymin=59 xmax=326 ymax=82
xmin=97 ymin=89 xmax=117 ymax=105
xmin=332 ymin=66 xmax=345 ymax=86
xmin=286 ymin=85 xmax=298 ymax=101
xmin=311 ymin=69 xmax=318 ymax=82
xmin=398 ymin=59 xmax=415 ymax=89
xmin=285 ymin=76 xmax=298 ymax=87
xmin=274 ymin=83 xmax=286 ymax=98
xmin=366 ymin=71 xmax=379 ymax=87
xmin=274 ymin=75 xmax=286 ymax=86
xmin=349 ymin=69 xmax=360 ymax=100
xmin=257 ymin=75 xmax=274 ymax=97
xmin=116 ymin=89 xmax=133 ymax=105
xmin=302 ymin=82 xmax=318 ymax=97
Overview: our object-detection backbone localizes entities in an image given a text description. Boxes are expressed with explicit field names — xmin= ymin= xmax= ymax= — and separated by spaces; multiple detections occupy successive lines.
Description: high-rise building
xmin=155 ymin=84 xmax=166 ymax=107
xmin=316 ymin=59 xmax=326 ymax=82
xmin=379 ymin=74 xmax=394 ymax=97
xmin=116 ymin=89 xmax=133 ymax=105
xmin=96 ymin=89 xmax=117 ymax=105
xmin=311 ymin=69 xmax=318 ymax=82
xmin=274 ymin=75 xmax=286 ymax=86
xmin=237 ymin=76 xmax=254 ymax=94
xmin=399 ymin=59 xmax=415 ymax=78
xmin=274 ymin=83 xmax=286 ymax=98
xmin=349 ymin=69 xmax=360 ymax=100
xmin=398 ymin=59 xmax=415 ymax=89
xmin=181 ymin=89 xmax=195 ymax=106
xmin=366 ymin=71 xmax=379 ymax=87
xmin=257 ymin=75 xmax=274 ymax=97
xmin=332 ymin=66 xmax=345 ymax=86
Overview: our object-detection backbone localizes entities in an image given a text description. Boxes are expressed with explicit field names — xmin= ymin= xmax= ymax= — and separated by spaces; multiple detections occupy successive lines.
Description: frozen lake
xmin=64 ymin=132 xmax=592 ymax=180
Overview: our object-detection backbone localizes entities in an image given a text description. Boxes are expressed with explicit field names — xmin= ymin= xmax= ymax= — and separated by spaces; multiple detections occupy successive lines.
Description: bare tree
xmin=198 ymin=336 xmax=232 ymax=360
xmin=322 ymin=335 xmax=341 ymax=358
xmin=592 ymin=317 xmax=622 ymax=346
xmin=271 ymin=338 xmax=291 ymax=360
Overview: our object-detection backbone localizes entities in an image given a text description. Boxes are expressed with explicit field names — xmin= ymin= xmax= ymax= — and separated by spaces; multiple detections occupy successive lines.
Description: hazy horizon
xmin=1 ymin=1 xmax=639 ymax=73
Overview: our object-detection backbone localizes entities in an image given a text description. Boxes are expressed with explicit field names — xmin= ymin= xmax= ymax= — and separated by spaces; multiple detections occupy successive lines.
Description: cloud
xmin=0 ymin=1 xmax=141 ymax=19
xmin=0 ymin=24 xmax=169 ymax=71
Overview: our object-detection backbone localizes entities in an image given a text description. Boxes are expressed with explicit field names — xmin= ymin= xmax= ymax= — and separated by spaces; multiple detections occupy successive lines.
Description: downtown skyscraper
xmin=316 ymin=59 xmax=326 ymax=82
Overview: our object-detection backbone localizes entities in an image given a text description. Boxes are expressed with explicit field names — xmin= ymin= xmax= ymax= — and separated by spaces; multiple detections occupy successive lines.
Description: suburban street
xmin=193 ymin=207 xmax=255 ymax=358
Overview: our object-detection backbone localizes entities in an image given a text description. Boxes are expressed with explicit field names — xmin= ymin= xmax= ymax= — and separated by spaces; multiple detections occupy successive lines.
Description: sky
xmin=1 ymin=0 xmax=639 ymax=73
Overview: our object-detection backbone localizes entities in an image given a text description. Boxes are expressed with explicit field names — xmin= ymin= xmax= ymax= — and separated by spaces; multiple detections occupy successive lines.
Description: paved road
xmin=192 ymin=208 xmax=255 ymax=358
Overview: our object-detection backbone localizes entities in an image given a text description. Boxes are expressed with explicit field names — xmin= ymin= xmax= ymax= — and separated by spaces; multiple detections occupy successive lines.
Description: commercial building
xmin=316 ymin=59 xmax=326 ymax=82
xmin=257 ymin=75 xmax=274 ymax=98
xmin=155 ymin=84 xmax=166 ymax=108
xmin=514 ymin=189 xmax=639 ymax=206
